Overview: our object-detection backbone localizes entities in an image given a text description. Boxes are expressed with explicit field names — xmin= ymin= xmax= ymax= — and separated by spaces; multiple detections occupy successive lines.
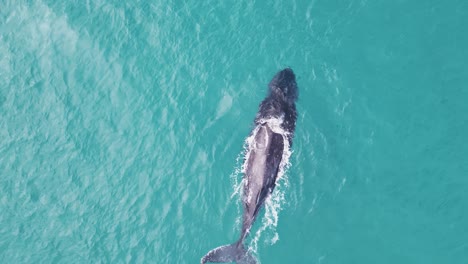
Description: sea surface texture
xmin=1 ymin=0 xmax=467 ymax=263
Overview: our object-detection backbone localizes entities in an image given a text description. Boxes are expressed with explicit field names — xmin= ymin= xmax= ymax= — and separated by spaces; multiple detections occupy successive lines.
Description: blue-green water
xmin=1 ymin=0 xmax=468 ymax=263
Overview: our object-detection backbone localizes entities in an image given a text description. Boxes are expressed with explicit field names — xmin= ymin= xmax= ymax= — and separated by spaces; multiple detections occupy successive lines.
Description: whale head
xmin=268 ymin=68 xmax=298 ymax=104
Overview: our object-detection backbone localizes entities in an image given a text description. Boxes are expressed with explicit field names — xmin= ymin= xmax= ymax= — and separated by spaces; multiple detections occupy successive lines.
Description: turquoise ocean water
xmin=1 ymin=0 xmax=467 ymax=263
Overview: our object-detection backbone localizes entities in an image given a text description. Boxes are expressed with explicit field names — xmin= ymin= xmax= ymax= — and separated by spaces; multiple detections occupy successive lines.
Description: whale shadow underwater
xmin=201 ymin=68 xmax=298 ymax=264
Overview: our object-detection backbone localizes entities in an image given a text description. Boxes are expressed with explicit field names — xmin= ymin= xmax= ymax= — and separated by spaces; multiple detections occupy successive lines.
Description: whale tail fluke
xmin=201 ymin=242 xmax=256 ymax=264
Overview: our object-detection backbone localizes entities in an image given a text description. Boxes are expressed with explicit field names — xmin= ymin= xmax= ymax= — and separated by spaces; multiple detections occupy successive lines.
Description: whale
xmin=201 ymin=68 xmax=298 ymax=264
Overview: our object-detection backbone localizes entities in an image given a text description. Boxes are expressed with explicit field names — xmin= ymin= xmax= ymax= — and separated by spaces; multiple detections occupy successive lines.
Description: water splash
xmin=229 ymin=149 xmax=246 ymax=227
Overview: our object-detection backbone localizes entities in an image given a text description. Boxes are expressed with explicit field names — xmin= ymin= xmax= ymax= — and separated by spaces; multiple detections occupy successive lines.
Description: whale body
xmin=201 ymin=68 xmax=298 ymax=264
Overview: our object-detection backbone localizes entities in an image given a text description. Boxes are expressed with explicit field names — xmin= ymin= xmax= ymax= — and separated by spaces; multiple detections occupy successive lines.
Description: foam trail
xmin=230 ymin=149 xmax=247 ymax=227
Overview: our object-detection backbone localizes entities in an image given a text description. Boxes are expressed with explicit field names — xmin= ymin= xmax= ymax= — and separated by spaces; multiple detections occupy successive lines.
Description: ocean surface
xmin=1 ymin=0 xmax=467 ymax=263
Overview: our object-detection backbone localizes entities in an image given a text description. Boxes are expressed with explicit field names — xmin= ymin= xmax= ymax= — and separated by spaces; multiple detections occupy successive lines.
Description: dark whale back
xmin=256 ymin=68 xmax=297 ymax=143
xmin=268 ymin=68 xmax=298 ymax=105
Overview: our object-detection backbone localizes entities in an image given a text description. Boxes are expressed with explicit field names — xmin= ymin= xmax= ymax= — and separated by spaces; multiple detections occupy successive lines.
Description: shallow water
xmin=1 ymin=0 xmax=467 ymax=263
